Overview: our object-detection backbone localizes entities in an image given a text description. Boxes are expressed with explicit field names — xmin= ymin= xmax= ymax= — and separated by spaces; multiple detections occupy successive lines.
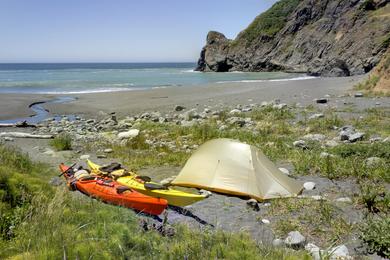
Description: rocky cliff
xmin=196 ymin=0 xmax=390 ymax=76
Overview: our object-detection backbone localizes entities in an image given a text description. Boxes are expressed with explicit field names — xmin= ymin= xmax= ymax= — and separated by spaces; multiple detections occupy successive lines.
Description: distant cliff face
xmin=196 ymin=0 xmax=390 ymax=76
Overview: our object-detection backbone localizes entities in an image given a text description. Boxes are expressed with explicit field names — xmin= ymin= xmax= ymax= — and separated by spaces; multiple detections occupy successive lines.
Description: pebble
xmin=335 ymin=197 xmax=352 ymax=203
xmin=261 ymin=219 xmax=270 ymax=224
xmin=278 ymin=167 xmax=290 ymax=175
xmin=97 ymin=154 xmax=107 ymax=159
xmin=354 ymin=92 xmax=364 ymax=98
xmin=304 ymin=182 xmax=316 ymax=190
xmin=104 ymin=148 xmax=113 ymax=153
xmin=80 ymin=154 xmax=90 ymax=160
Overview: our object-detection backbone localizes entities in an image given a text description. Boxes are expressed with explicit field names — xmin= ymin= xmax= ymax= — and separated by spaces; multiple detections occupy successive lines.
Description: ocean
xmin=0 ymin=63 xmax=313 ymax=94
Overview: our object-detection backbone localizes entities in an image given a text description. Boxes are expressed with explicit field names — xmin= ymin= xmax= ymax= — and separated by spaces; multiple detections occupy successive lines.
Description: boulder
xmin=303 ymin=182 xmax=316 ymax=191
xmin=174 ymin=105 xmax=186 ymax=112
xmin=329 ymin=245 xmax=349 ymax=259
xmin=284 ymin=231 xmax=306 ymax=248
xmin=117 ymin=129 xmax=140 ymax=140
xmin=348 ymin=132 xmax=365 ymax=142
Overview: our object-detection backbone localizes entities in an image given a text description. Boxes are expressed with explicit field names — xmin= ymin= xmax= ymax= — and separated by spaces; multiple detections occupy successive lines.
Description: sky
xmin=0 ymin=0 xmax=277 ymax=63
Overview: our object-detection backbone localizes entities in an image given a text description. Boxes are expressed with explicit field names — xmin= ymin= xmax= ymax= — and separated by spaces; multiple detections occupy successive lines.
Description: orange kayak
xmin=59 ymin=164 xmax=167 ymax=216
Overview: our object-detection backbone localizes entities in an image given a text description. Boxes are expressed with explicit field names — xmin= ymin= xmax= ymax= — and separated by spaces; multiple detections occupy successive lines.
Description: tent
xmin=172 ymin=138 xmax=303 ymax=200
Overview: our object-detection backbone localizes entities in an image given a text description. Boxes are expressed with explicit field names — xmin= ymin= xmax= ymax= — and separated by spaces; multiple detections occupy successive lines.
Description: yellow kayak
xmin=87 ymin=160 xmax=206 ymax=207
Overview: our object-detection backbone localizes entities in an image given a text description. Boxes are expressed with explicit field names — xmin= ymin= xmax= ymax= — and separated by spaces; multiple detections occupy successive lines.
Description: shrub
xmin=360 ymin=217 xmax=390 ymax=257
xmin=49 ymin=134 xmax=72 ymax=151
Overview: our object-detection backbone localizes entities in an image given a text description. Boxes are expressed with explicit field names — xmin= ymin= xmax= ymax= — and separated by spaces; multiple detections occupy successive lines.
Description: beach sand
xmin=0 ymin=76 xmax=364 ymax=120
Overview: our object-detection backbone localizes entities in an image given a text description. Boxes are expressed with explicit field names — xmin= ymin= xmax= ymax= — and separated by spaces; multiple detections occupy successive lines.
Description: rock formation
xmin=196 ymin=0 xmax=390 ymax=76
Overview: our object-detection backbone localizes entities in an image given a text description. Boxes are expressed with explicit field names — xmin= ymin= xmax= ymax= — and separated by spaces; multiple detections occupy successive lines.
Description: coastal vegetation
xmin=49 ymin=134 xmax=72 ymax=151
xmin=0 ymin=144 xmax=308 ymax=259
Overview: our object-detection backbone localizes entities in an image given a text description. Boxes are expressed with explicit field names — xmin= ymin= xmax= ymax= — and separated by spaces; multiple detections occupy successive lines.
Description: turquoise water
xmin=0 ymin=63 xmax=311 ymax=94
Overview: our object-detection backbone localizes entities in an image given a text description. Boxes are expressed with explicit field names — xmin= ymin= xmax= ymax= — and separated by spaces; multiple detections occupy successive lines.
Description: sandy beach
xmin=0 ymin=76 xmax=365 ymax=120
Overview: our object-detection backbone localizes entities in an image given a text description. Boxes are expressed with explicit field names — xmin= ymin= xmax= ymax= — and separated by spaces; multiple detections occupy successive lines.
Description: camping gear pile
xmin=59 ymin=138 xmax=303 ymax=215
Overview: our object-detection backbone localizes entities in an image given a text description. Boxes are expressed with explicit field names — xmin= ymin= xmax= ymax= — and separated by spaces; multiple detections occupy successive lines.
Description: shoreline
xmin=0 ymin=76 xmax=365 ymax=120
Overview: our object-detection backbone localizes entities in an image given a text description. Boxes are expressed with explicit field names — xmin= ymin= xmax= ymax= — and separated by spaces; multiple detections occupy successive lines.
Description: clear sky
xmin=0 ymin=0 xmax=277 ymax=63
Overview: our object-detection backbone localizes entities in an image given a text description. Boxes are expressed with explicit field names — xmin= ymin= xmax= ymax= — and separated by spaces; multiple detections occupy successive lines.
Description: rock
xmin=354 ymin=92 xmax=364 ymax=98
xmin=227 ymin=117 xmax=246 ymax=127
xmin=180 ymin=121 xmax=196 ymax=127
xmin=311 ymin=195 xmax=325 ymax=201
xmin=325 ymin=140 xmax=339 ymax=147
xmin=316 ymin=98 xmax=328 ymax=104
xmin=369 ymin=136 xmax=382 ymax=142
xmin=104 ymin=148 xmax=113 ymax=153
xmin=320 ymin=152 xmax=335 ymax=158
xmin=199 ymin=189 xmax=212 ymax=198
xmin=272 ymin=238 xmax=284 ymax=247
xmin=365 ymin=157 xmax=382 ymax=166
xmin=293 ymin=140 xmax=307 ymax=149
xmin=303 ymin=134 xmax=326 ymax=142
xmin=335 ymin=197 xmax=352 ymax=203
xmin=304 ymin=182 xmax=316 ymax=191
xmin=305 ymin=243 xmax=321 ymax=260
xmin=348 ymin=132 xmax=364 ymax=142
xmin=80 ymin=154 xmax=90 ymax=160
xmin=278 ymin=167 xmax=290 ymax=175
xmin=49 ymin=177 xmax=64 ymax=186
xmin=284 ymin=231 xmax=306 ymax=248
xmin=229 ymin=109 xmax=241 ymax=114
xmin=246 ymin=198 xmax=260 ymax=211
xmin=339 ymin=125 xmax=355 ymax=141
xmin=261 ymin=219 xmax=270 ymax=224
xmin=273 ymin=103 xmax=287 ymax=109
xmin=97 ymin=154 xmax=107 ymax=159
xmin=308 ymin=113 xmax=324 ymax=120
xmin=117 ymin=129 xmax=140 ymax=140
xmin=160 ymin=176 xmax=176 ymax=186
xmin=329 ymin=245 xmax=349 ymax=259
xmin=174 ymin=105 xmax=186 ymax=111
xmin=3 ymin=137 xmax=14 ymax=141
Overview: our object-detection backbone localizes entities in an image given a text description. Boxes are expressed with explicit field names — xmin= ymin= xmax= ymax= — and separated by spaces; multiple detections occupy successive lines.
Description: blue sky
xmin=0 ymin=0 xmax=277 ymax=62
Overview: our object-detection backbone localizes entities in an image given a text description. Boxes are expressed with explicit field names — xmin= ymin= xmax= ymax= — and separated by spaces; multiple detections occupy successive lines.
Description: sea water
xmin=0 ymin=63 xmax=314 ymax=94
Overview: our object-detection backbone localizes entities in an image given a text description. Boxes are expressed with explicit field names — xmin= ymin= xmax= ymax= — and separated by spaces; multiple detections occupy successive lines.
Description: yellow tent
xmin=172 ymin=138 xmax=303 ymax=200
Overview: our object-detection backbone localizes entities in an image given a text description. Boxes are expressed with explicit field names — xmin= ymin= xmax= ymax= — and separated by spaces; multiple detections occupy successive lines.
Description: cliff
xmin=196 ymin=0 xmax=390 ymax=76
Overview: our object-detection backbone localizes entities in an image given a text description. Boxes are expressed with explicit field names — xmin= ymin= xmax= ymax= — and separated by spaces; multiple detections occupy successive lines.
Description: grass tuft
xmin=49 ymin=134 xmax=72 ymax=151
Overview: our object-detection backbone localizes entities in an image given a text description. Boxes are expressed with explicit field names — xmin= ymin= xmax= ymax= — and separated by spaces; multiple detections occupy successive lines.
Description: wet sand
xmin=0 ymin=76 xmax=364 ymax=120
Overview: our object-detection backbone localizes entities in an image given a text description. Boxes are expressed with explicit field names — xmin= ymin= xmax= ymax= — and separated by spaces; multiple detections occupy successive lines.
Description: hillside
xmin=356 ymin=46 xmax=390 ymax=93
xmin=196 ymin=0 xmax=390 ymax=76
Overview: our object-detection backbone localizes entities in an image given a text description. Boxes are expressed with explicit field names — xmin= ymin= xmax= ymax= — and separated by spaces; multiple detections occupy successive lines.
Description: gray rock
xmin=293 ymin=140 xmax=307 ymax=148
xmin=325 ymin=140 xmax=339 ymax=147
xmin=104 ymin=148 xmax=113 ymax=153
xmin=273 ymin=103 xmax=287 ymax=109
xmin=272 ymin=238 xmax=284 ymax=247
xmin=261 ymin=219 xmax=270 ymax=224
xmin=97 ymin=154 xmax=107 ymax=159
xmin=49 ymin=177 xmax=64 ymax=186
xmin=354 ymin=92 xmax=364 ymax=98
xmin=308 ymin=113 xmax=324 ymax=120
xmin=278 ymin=167 xmax=290 ymax=175
xmin=80 ymin=154 xmax=90 ymax=160
xmin=303 ymin=134 xmax=326 ymax=142
xmin=329 ymin=245 xmax=349 ymax=259
xmin=246 ymin=198 xmax=260 ymax=211
xmin=174 ymin=105 xmax=186 ymax=111
xmin=348 ymin=132 xmax=364 ymax=142
xmin=305 ymin=243 xmax=321 ymax=260
xmin=3 ymin=137 xmax=14 ymax=142
xmin=365 ymin=157 xmax=382 ymax=166
xmin=117 ymin=129 xmax=140 ymax=140
xmin=304 ymin=182 xmax=316 ymax=191
xmin=284 ymin=231 xmax=306 ymax=248
xmin=335 ymin=197 xmax=352 ymax=203
xmin=199 ymin=189 xmax=212 ymax=198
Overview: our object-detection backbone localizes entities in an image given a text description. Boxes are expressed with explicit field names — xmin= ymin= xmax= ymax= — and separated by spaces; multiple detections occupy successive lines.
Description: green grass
xmin=0 ymin=144 xmax=309 ymax=259
xmin=360 ymin=216 xmax=390 ymax=258
xmin=233 ymin=0 xmax=300 ymax=45
xmin=49 ymin=134 xmax=72 ymax=151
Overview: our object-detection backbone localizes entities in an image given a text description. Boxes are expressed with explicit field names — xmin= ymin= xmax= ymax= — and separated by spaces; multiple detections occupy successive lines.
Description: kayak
xmin=87 ymin=160 xmax=206 ymax=207
xmin=59 ymin=164 xmax=167 ymax=216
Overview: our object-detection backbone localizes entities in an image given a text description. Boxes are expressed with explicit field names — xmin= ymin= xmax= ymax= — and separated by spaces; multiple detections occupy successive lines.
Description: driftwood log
xmin=0 ymin=132 xmax=53 ymax=139
xmin=0 ymin=121 xmax=36 ymax=128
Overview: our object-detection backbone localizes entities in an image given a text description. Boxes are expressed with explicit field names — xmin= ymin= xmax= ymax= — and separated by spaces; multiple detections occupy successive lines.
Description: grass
xmin=232 ymin=0 xmax=300 ymax=45
xmin=0 ymin=144 xmax=309 ymax=259
xmin=49 ymin=134 xmax=72 ymax=151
